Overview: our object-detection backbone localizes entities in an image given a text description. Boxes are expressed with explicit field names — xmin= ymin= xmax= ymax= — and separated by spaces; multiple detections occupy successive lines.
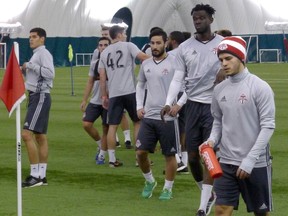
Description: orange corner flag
xmin=0 ymin=46 xmax=26 ymax=116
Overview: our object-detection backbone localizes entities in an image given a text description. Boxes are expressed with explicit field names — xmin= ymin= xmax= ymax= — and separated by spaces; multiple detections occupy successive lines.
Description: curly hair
xmin=191 ymin=3 xmax=216 ymax=17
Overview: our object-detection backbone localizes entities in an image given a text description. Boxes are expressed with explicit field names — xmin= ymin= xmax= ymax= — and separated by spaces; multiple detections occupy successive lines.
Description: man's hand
xmin=169 ymin=104 xmax=181 ymax=117
xmin=160 ymin=105 xmax=171 ymax=122
xmin=101 ymin=96 xmax=109 ymax=110
xmin=80 ymin=101 xmax=87 ymax=112
xmin=214 ymin=69 xmax=226 ymax=84
xmin=236 ymin=168 xmax=250 ymax=180
xmin=137 ymin=108 xmax=145 ymax=120
xmin=198 ymin=140 xmax=214 ymax=152
xmin=21 ymin=62 xmax=27 ymax=72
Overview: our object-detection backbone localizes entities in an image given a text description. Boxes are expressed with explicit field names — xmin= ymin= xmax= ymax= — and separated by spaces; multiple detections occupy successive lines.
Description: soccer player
xmin=21 ymin=27 xmax=55 ymax=187
xmin=98 ymin=25 xmax=149 ymax=167
xmin=100 ymin=23 xmax=132 ymax=149
xmin=201 ymin=36 xmax=275 ymax=216
xmin=161 ymin=4 xmax=224 ymax=215
xmin=167 ymin=31 xmax=189 ymax=174
xmin=136 ymin=29 xmax=183 ymax=200
xmin=80 ymin=37 xmax=110 ymax=164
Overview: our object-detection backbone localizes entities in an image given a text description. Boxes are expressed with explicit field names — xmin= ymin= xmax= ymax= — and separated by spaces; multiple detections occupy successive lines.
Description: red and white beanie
xmin=217 ymin=36 xmax=247 ymax=63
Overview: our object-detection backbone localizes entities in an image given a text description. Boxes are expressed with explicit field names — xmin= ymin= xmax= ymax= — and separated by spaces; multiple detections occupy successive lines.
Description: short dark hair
xmin=149 ymin=26 xmax=163 ymax=33
xmin=30 ymin=27 xmax=47 ymax=39
xmin=109 ymin=25 xmax=125 ymax=40
xmin=169 ymin=31 xmax=185 ymax=45
xmin=98 ymin=37 xmax=111 ymax=44
xmin=215 ymin=29 xmax=232 ymax=37
xmin=149 ymin=29 xmax=167 ymax=42
xmin=182 ymin=31 xmax=191 ymax=40
xmin=191 ymin=4 xmax=216 ymax=17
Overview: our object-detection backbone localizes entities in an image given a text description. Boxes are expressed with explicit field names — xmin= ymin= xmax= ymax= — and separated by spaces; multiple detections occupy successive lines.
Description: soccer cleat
xmin=95 ymin=152 xmax=99 ymax=161
xmin=109 ymin=159 xmax=123 ymax=168
xmin=22 ymin=175 xmax=43 ymax=188
xmin=177 ymin=166 xmax=189 ymax=174
xmin=41 ymin=177 xmax=48 ymax=186
xmin=125 ymin=140 xmax=133 ymax=149
xmin=141 ymin=181 xmax=157 ymax=198
xmin=96 ymin=155 xmax=105 ymax=165
xmin=116 ymin=141 xmax=121 ymax=148
xmin=176 ymin=161 xmax=186 ymax=172
xmin=159 ymin=189 xmax=173 ymax=200
xmin=196 ymin=209 xmax=206 ymax=216
xmin=206 ymin=192 xmax=216 ymax=215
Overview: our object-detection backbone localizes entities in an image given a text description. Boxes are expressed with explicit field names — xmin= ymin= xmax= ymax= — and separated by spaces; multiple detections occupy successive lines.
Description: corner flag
xmin=0 ymin=45 xmax=26 ymax=116
xmin=68 ymin=44 xmax=73 ymax=62
xmin=0 ymin=42 xmax=25 ymax=216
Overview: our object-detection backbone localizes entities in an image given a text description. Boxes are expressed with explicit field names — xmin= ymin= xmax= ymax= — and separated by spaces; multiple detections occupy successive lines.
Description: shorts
xmin=23 ymin=91 xmax=51 ymax=134
xmin=82 ymin=103 xmax=108 ymax=125
xmin=107 ymin=93 xmax=139 ymax=125
xmin=136 ymin=118 xmax=179 ymax=156
xmin=214 ymin=163 xmax=273 ymax=213
xmin=185 ymin=100 xmax=213 ymax=152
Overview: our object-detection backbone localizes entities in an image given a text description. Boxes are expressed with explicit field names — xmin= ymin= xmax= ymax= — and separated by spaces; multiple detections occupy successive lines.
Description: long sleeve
xmin=165 ymin=70 xmax=185 ymax=106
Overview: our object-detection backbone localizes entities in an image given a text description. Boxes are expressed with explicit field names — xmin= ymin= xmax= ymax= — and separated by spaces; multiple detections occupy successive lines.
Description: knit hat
xmin=217 ymin=36 xmax=247 ymax=63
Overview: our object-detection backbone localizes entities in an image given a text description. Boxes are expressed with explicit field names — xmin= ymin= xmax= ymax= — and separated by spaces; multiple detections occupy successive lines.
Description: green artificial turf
xmin=0 ymin=63 xmax=287 ymax=215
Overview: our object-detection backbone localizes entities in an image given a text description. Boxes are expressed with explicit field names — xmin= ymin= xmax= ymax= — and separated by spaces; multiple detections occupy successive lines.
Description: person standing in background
xmin=21 ymin=27 xmax=55 ymax=188
xmin=80 ymin=37 xmax=111 ymax=164
xmin=99 ymin=25 xmax=149 ymax=167
xmin=167 ymin=30 xmax=189 ymax=174
xmin=101 ymin=24 xmax=132 ymax=148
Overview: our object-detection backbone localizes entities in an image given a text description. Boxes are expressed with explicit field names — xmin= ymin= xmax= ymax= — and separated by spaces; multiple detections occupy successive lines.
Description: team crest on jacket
xmin=238 ymin=94 xmax=248 ymax=104
xmin=162 ymin=68 xmax=169 ymax=75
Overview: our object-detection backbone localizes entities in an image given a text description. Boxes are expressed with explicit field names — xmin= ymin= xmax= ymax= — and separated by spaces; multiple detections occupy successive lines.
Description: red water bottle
xmin=200 ymin=143 xmax=223 ymax=178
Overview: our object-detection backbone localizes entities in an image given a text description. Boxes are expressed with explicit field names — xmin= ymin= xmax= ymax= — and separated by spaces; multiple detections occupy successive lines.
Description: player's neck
xmin=195 ymin=31 xmax=214 ymax=42
xmin=153 ymin=53 xmax=168 ymax=62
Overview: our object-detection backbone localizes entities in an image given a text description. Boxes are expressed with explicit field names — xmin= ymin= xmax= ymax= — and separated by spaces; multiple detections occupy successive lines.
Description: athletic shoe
xmin=95 ymin=152 xmax=99 ymax=161
xmin=109 ymin=159 xmax=123 ymax=168
xmin=96 ymin=155 xmax=105 ymax=165
xmin=22 ymin=175 xmax=43 ymax=188
xmin=159 ymin=189 xmax=173 ymax=200
xmin=196 ymin=209 xmax=206 ymax=216
xmin=206 ymin=192 xmax=216 ymax=215
xmin=41 ymin=177 xmax=48 ymax=186
xmin=176 ymin=161 xmax=186 ymax=172
xmin=141 ymin=181 xmax=157 ymax=198
xmin=116 ymin=141 xmax=121 ymax=148
xmin=177 ymin=166 xmax=189 ymax=174
xmin=125 ymin=140 xmax=133 ymax=149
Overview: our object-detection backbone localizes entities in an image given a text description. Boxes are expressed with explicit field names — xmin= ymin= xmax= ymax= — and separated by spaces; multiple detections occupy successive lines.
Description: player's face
xmin=119 ymin=31 xmax=127 ymax=42
xmin=192 ymin=10 xmax=213 ymax=34
xmin=167 ymin=36 xmax=173 ymax=51
xmin=150 ymin=35 xmax=166 ymax=59
xmin=218 ymin=53 xmax=244 ymax=76
xmin=98 ymin=40 xmax=109 ymax=53
xmin=29 ymin=32 xmax=44 ymax=49
xmin=101 ymin=30 xmax=110 ymax=39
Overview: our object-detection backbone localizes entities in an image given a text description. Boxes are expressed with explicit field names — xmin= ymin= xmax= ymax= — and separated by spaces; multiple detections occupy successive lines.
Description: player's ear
xmin=210 ymin=17 xmax=214 ymax=23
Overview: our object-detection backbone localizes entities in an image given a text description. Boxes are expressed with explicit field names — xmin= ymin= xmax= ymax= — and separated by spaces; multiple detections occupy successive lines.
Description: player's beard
xmin=152 ymin=48 xmax=165 ymax=58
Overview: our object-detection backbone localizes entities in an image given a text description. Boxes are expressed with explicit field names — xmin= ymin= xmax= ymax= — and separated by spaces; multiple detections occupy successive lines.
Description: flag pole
xmin=68 ymin=44 xmax=75 ymax=96
xmin=14 ymin=42 xmax=22 ymax=216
